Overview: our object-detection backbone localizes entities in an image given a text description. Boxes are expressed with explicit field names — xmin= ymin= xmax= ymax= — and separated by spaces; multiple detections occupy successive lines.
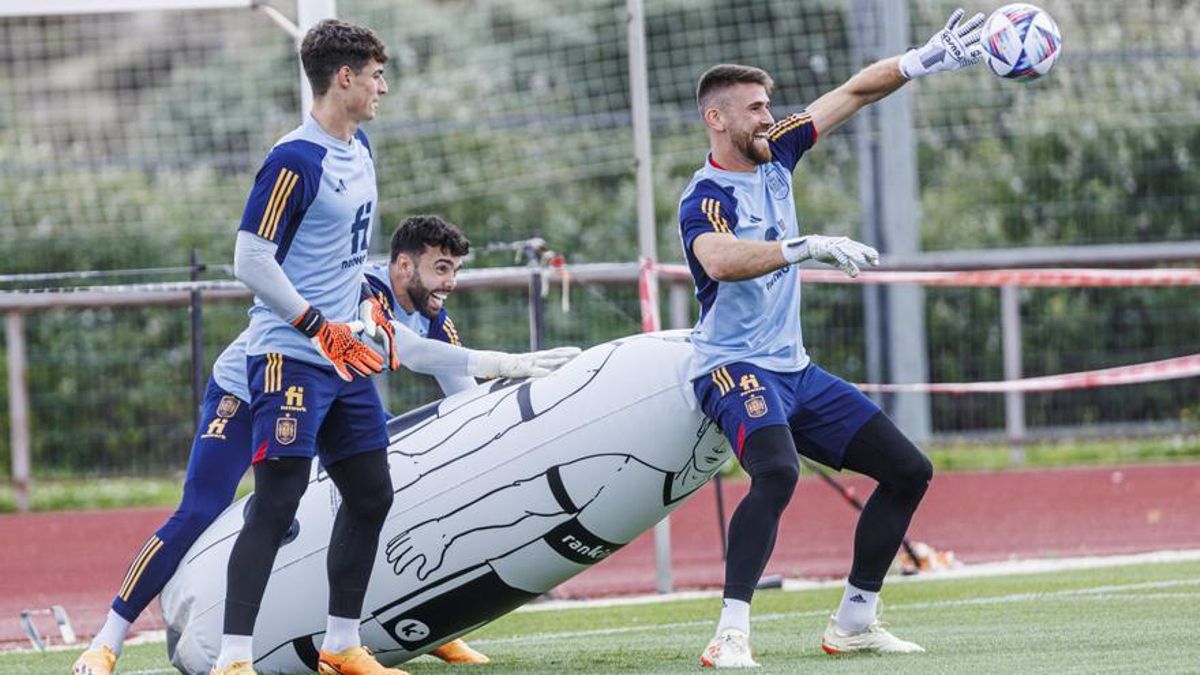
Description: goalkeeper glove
xmin=358 ymin=283 xmax=401 ymax=371
xmin=292 ymin=305 xmax=384 ymax=382
xmin=780 ymin=235 xmax=879 ymax=278
xmin=470 ymin=346 xmax=583 ymax=379
xmin=899 ymin=8 xmax=985 ymax=79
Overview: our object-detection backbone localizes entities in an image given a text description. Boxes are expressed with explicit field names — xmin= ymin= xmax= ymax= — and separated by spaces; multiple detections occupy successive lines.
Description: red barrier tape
xmin=856 ymin=354 xmax=1200 ymax=394
xmin=643 ymin=262 xmax=1200 ymax=392
xmin=652 ymin=263 xmax=1200 ymax=287
xmin=638 ymin=257 xmax=660 ymax=333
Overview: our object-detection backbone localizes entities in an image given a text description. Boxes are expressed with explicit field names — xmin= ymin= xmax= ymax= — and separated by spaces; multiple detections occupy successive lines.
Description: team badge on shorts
xmin=744 ymin=395 xmax=768 ymax=418
xmin=216 ymin=395 xmax=241 ymax=419
xmin=275 ymin=416 xmax=298 ymax=445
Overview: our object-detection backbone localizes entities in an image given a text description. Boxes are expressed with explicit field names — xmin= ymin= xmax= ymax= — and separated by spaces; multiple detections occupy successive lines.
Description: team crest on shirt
xmin=275 ymin=416 xmax=298 ymax=445
xmin=744 ymin=395 xmax=768 ymax=418
xmin=216 ymin=395 xmax=241 ymax=419
xmin=765 ymin=165 xmax=790 ymax=200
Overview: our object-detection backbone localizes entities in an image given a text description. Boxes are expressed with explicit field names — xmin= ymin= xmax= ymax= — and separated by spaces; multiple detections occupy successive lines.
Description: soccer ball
xmin=979 ymin=3 xmax=1063 ymax=81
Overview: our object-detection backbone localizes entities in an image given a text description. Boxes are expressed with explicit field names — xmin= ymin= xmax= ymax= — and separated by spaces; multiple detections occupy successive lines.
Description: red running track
xmin=2 ymin=463 xmax=1198 ymax=648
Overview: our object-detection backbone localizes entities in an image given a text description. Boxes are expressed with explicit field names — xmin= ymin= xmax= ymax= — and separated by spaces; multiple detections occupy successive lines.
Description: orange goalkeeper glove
xmin=292 ymin=305 xmax=384 ymax=381
xmin=359 ymin=283 xmax=401 ymax=371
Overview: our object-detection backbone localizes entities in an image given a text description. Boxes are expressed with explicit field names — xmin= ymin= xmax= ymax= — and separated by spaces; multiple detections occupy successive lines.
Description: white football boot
xmin=821 ymin=614 xmax=925 ymax=655
xmin=700 ymin=628 xmax=760 ymax=668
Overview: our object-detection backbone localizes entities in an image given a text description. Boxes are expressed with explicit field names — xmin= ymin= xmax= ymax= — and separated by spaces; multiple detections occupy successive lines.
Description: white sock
xmin=215 ymin=634 xmax=254 ymax=668
xmin=834 ymin=583 xmax=879 ymax=633
xmin=89 ymin=609 xmax=131 ymax=655
xmin=715 ymin=598 xmax=751 ymax=637
xmin=320 ymin=615 xmax=361 ymax=654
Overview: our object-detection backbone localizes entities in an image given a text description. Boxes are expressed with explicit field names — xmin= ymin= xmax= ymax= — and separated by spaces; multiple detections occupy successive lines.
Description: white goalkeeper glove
xmin=470 ymin=346 xmax=583 ymax=379
xmin=781 ymin=235 xmax=879 ymax=278
xmin=899 ymin=8 xmax=986 ymax=79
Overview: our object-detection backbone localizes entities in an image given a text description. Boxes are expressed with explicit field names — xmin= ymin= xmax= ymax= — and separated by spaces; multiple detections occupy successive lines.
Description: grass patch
xmin=925 ymin=434 xmax=1200 ymax=471
xmin=0 ymin=474 xmax=253 ymax=514
xmin=10 ymin=558 xmax=1199 ymax=673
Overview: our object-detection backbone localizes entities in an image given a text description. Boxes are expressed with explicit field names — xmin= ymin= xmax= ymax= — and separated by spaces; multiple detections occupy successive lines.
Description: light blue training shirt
xmin=677 ymin=111 xmax=819 ymax=380
xmin=238 ymin=114 xmax=378 ymax=365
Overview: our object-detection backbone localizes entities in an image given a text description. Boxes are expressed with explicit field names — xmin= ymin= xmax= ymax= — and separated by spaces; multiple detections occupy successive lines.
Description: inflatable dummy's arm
xmin=384 ymin=455 xmax=629 ymax=580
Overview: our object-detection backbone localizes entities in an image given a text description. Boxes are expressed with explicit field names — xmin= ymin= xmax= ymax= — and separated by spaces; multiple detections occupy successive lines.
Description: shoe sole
xmin=821 ymin=641 xmax=844 ymax=655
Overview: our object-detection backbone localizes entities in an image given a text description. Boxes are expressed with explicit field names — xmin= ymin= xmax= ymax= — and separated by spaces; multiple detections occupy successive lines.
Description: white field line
xmin=51 ymin=583 xmax=1200 ymax=674
xmin=521 ymin=548 xmax=1200 ymax=612
xmin=471 ymin=576 xmax=1200 ymax=647
xmin=33 ymin=549 xmax=1200 ymax=672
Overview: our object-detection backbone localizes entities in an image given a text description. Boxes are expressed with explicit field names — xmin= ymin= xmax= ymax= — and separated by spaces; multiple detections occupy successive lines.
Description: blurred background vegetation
xmin=0 ymin=0 xmax=1196 ymax=481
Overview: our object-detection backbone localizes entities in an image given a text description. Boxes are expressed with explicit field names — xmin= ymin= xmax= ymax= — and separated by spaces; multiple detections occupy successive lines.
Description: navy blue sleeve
xmin=426 ymin=309 xmax=462 ymax=346
xmin=237 ymin=140 xmax=324 ymax=245
xmin=766 ymin=111 xmax=818 ymax=172
xmin=355 ymin=128 xmax=372 ymax=157
xmin=363 ymin=267 xmax=398 ymax=313
xmin=678 ymin=179 xmax=740 ymax=257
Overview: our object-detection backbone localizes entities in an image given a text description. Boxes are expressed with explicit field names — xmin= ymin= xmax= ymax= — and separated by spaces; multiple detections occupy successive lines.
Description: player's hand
xmin=292 ymin=305 xmax=384 ymax=381
xmin=781 ymin=235 xmax=879 ymax=278
xmin=359 ymin=283 xmax=401 ymax=371
xmin=899 ymin=8 xmax=985 ymax=79
xmin=471 ymin=346 xmax=583 ymax=379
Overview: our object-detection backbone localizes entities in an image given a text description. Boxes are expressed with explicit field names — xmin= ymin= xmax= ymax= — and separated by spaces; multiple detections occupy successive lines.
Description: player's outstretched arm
xmin=780 ymin=235 xmax=879 ymax=278
xmin=385 ymin=318 xmax=581 ymax=379
xmin=692 ymin=232 xmax=791 ymax=282
xmin=807 ymin=7 xmax=984 ymax=136
xmin=691 ymin=230 xmax=878 ymax=281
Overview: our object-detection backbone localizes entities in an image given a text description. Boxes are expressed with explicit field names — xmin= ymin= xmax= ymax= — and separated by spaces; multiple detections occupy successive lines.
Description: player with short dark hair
xmin=70 ymin=215 xmax=517 ymax=675
xmin=208 ymin=18 xmax=576 ymax=675
xmin=212 ymin=18 xmax=396 ymax=675
xmin=390 ymin=213 xmax=471 ymax=261
xmin=681 ymin=9 xmax=986 ymax=669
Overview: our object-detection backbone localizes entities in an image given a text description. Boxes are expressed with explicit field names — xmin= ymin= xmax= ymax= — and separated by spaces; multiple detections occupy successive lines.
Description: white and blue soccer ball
xmin=980 ymin=3 xmax=1063 ymax=81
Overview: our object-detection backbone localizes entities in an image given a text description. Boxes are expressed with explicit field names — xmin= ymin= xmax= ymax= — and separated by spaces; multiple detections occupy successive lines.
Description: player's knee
xmin=893 ymin=449 xmax=933 ymax=498
xmin=753 ymin=461 xmax=799 ymax=511
xmin=346 ymin=485 xmax=393 ymax=524
xmin=742 ymin=426 xmax=800 ymax=510
xmin=247 ymin=486 xmax=305 ymax=536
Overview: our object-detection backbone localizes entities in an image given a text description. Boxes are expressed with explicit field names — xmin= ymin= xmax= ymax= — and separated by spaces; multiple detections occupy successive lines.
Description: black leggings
xmin=722 ymin=412 xmax=931 ymax=602
xmin=839 ymin=414 xmax=932 ymax=591
xmin=223 ymin=450 xmax=393 ymax=635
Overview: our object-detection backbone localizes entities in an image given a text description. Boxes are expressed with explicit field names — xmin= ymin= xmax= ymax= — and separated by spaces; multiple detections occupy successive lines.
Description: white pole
xmin=0 ymin=0 xmax=253 ymax=17
xmin=626 ymin=0 xmax=671 ymax=595
xmin=6 ymin=313 xmax=31 ymax=512
xmin=626 ymin=0 xmax=658 ymax=291
xmin=296 ymin=0 xmax=337 ymax=116
xmin=1001 ymin=285 xmax=1026 ymax=463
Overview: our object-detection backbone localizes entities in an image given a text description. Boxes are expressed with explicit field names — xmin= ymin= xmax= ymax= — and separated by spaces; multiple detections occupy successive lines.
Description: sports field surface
xmin=9 ymin=555 xmax=1198 ymax=674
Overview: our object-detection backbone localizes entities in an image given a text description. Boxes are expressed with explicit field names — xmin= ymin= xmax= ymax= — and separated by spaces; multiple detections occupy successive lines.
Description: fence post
xmin=6 ymin=312 xmax=31 ymax=512
xmin=189 ymin=248 xmax=205 ymax=433
xmin=1001 ymin=284 xmax=1026 ymax=463
xmin=525 ymin=241 xmax=545 ymax=351
xmin=851 ymin=0 xmax=931 ymax=444
xmin=626 ymin=0 xmax=670 ymax=595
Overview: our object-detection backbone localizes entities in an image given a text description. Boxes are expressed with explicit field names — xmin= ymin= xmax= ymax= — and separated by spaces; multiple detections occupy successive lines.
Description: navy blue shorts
xmin=247 ymin=353 xmax=389 ymax=466
xmin=693 ymin=362 xmax=879 ymax=470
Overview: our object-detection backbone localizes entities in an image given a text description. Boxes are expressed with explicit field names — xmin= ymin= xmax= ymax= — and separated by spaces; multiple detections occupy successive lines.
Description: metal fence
xmin=1 ymin=1 xmax=1198 ymax=489
xmin=3 ymin=260 xmax=1197 ymax=496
